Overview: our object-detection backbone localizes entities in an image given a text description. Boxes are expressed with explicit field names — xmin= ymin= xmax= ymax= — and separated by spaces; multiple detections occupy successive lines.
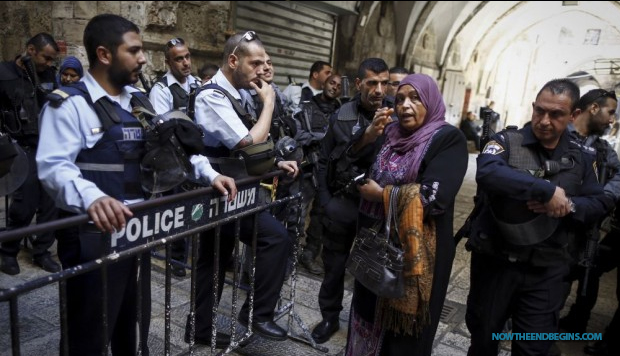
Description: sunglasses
xmin=166 ymin=38 xmax=185 ymax=48
xmin=593 ymin=89 xmax=617 ymax=102
xmin=231 ymin=31 xmax=258 ymax=56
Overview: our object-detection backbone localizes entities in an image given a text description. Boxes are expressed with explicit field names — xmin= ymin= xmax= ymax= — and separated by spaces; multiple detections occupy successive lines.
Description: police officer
xmin=311 ymin=58 xmax=390 ymax=344
xmin=294 ymin=73 xmax=342 ymax=274
xmin=149 ymin=36 xmax=201 ymax=277
xmin=560 ymin=89 xmax=620 ymax=336
xmin=282 ymin=60 xmax=332 ymax=114
xmin=465 ymin=79 xmax=614 ymax=356
xmin=0 ymin=32 xmax=60 ymax=275
xmin=188 ymin=31 xmax=298 ymax=346
xmin=150 ymin=37 xmax=201 ymax=114
xmin=241 ymin=53 xmax=293 ymax=142
xmin=36 ymin=14 xmax=236 ymax=355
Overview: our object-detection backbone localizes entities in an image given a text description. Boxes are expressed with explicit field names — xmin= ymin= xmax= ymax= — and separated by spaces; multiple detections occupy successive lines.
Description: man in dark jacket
xmin=0 ymin=32 xmax=60 ymax=275
xmin=311 ymin=58 xmax=390 ymax=344
xmin=465 ymin=79 xmax=613 ymax=356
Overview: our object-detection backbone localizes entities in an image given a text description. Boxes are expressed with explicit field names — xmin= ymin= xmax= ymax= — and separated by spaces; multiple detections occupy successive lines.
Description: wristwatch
xmin=567 ymin=197 xmax=576 ymax=213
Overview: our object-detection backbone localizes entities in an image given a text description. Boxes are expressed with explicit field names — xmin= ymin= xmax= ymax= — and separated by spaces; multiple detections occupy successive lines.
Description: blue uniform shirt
xmin=36 ymin=71 xmax=220 ymax=214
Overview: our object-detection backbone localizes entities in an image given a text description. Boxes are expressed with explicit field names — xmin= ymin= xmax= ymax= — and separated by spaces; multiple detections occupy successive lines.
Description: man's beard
xmin=588 ymin=120 xmax=606 ymax=136
xmin=109 ymin=60 xmax=139 ymax=88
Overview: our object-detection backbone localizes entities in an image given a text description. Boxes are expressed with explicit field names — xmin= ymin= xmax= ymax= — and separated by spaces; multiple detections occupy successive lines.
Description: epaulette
xmin=154 ymin=81 xmax=166 ymax=89
xmin=47 ymin=89 xmax=72 ymax=108
xmin=569 ymin=139 xmax=597 ymax=155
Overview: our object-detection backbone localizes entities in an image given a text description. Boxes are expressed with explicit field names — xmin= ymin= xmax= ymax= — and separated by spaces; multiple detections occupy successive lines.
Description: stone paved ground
xmin=0 ymin=153 xmax=617 ymax=355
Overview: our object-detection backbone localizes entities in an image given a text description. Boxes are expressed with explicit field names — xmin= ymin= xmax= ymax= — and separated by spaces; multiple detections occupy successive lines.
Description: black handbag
xmin=346 ymin=186 xmax=405 ymax=298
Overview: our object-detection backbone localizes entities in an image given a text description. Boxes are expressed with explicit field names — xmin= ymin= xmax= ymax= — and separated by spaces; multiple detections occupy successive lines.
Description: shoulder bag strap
xmin=387 ymin=186 xmax=401 ymax=246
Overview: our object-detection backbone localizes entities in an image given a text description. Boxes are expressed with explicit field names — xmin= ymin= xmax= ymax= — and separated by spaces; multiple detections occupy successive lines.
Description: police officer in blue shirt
xmin=188 ymin=31 xmax=298 ymax=346
xmin=149 ymin=36 xmax=202 ymax=277
xmin=465 ymin=79 xmax=614 ymax=356
xmin=36 ymin=14 xmax=236 ymax=356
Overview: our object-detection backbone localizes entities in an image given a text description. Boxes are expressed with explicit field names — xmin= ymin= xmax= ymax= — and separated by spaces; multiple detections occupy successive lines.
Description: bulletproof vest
xmin=489 ymin=129 xmax=583 ymax=246
xmin=155 ymin=76 xmax=191 ymax=113
xmin=300 ymin=86 xmax=314 ymax=104
xmin=326 ymin=100 xmax=367 ymax=195
xmin=301 ymin=97 xmax=337 ymax=134
xmin=252 ymin=89 xmax=292 ymax=141
xmin=47 ymin=82 xmax=154 ymax=201
xmin=0 ymin=60 xmax=55 ymax=142
xmin=198 ymin=83 xmax=275 ymax=178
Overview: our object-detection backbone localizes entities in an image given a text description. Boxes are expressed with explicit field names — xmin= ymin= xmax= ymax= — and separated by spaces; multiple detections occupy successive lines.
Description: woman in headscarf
xmin=345 ymin=73 xmax=468 ymax=355
xmin=57 ymin=56 xmax=83 ymax=86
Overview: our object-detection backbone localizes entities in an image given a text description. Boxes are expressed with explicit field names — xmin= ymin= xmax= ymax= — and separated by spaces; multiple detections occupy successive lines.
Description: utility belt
xmin=466 ymin=230 xmax=572 ymax=267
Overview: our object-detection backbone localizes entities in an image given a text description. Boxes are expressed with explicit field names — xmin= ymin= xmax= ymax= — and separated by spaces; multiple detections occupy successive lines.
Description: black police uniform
xmin=315 ymin=95 xmax=377 ymax=323
xmin=292 ymin=93 xmax=341 ymax=262
xmin=465 ymin=125 xmax=612 ymax=356
xmin=560 ymin=125 xmax=620 ymax=337
xmin=0 ymin=58 xmax=58 ymax=266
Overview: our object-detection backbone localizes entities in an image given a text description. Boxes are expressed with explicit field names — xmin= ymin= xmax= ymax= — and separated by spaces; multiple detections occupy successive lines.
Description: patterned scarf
xmin=380 ymin=184 xmax=436 ymax=336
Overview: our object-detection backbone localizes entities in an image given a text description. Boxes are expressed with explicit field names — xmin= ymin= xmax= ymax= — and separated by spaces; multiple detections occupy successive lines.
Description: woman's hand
xmin=357 ymin=178 xmax=383 ymax=202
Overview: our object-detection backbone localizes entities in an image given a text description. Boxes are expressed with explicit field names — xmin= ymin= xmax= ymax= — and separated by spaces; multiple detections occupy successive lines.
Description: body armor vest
xmin=48 ymin=83 xmax=155 ymax=201
xmin=490 ymin=129 xmax=583 ymax=246
xmin=155 ymin=76 xmax=192 ymax=113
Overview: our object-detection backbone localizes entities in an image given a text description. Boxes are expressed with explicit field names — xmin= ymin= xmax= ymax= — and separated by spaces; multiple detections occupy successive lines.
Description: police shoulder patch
xmin=482 ymin=140 xmax=505 ymax=155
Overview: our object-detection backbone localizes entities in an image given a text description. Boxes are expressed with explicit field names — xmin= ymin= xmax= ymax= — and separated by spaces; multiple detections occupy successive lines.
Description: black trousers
xmin=318 ymin=195 xmax=358 ymax=321
xmin=466 ymin=252 xmax=570 ymax=356
xmin=193 ymin=210 xmax=291 ymax=338
xmin=566 ymin=228 xmax=620 ymax=323
xmin=1 ymin=147 xmax=57 ymax=258
xmin=57 ymin=226 xmax=151 ymax=356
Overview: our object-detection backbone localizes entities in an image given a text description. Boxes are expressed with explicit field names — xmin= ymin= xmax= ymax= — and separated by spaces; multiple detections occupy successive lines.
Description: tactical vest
xmin=154 ymin=76 xmax=198 ymax=113
xmin=197 ymin=83 xmax=275 ymax=177
xmin=0 ymin=61 xmax=55 ymax=141
xmin=47 ymin=83 xmax=155 ymax=201
xmin=489 ymin=129 xmax=583 ymax=246
xmin=251 ymin=88 xmax=294 ymax=141
xmin=326 ymin=100 xmax=367 ymax=195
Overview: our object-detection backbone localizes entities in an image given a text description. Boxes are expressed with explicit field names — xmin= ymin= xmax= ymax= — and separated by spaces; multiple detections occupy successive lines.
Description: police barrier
xmin=0 ymin=171 xmax=302 ymax=356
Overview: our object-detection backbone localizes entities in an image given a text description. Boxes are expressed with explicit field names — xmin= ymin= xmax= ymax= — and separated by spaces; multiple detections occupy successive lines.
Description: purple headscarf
xmin=383 ymin=73 xmax=447 ymax=182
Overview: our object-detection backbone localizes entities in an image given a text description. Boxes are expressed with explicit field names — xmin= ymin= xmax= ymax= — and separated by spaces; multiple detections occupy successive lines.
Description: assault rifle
xmin=579 ymin=161 xmax=607 ymax=296
xmin=454 ymin=108 xmax=494 ymax=244
xmin=300 ymin=101 xmax=320 ymax=189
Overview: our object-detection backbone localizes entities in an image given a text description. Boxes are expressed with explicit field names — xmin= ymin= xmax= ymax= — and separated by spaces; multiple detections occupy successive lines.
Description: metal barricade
xmin=0 ymin=171 xmax=305 ymax=356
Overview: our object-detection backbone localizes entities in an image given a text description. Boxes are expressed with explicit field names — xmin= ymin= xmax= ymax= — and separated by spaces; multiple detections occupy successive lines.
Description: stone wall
xmin=0 ymin=1 xmax=404 ymax=89
xmin=0 ymin=1 xmax=231 ymax=87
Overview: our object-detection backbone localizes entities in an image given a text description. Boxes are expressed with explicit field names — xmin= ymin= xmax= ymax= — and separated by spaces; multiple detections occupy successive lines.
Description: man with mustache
xmin=311 ymin=58 xmax=390 ymax=344
xmin=465 ymin=80 xmax=613 ymax=356
xmin=37 ymin=14 xmax=235 ymax=355
xmin=149 ymin=37 xmax=202 ymax=277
